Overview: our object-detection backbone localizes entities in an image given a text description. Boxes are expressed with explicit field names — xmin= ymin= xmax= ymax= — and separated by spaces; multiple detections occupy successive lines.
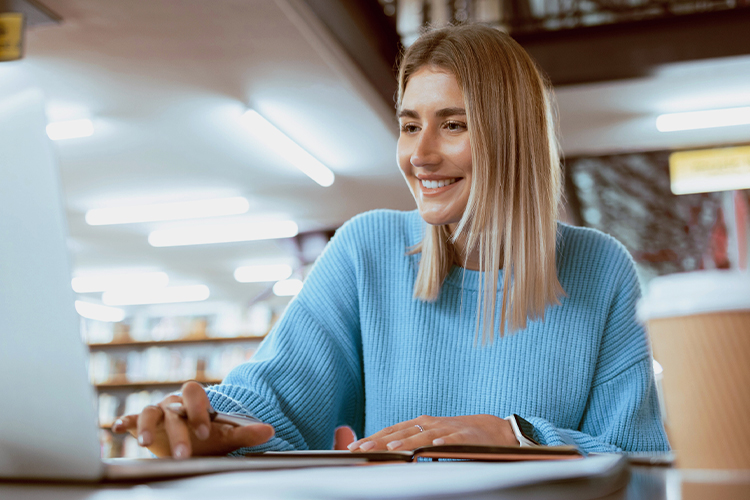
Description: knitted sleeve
xmin=523 ymin=247 xmax=671 ymax=453
xmin=204 ymin=220 xmax=364 ymax=453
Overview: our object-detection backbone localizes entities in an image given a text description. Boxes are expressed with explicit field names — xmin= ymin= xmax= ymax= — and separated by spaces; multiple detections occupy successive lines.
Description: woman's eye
xmin=445 ymin=121 xmax=466 ymax=132
xmin=400 ymin=124 xmax=419 ymax=134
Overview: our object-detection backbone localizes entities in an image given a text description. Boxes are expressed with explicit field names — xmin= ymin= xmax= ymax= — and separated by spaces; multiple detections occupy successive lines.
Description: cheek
xmin=396 ymin=145 xmax=412 ymax=176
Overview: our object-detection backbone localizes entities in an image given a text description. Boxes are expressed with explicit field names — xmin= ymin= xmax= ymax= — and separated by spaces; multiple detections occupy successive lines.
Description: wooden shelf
xmin=95 ymin=379 xmax=223 ymax=390
xmin=88 ymin=334 xmax=267 ymax=350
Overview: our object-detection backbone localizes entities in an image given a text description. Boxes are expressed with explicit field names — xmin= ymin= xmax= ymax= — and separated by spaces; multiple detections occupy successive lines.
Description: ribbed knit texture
xmin=207 ymin=209 xmax=670 ymax=455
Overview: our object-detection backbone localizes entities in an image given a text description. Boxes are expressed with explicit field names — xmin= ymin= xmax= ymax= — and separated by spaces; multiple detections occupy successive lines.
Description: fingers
xmin=223 ymin=423 xmax=276 ymax=450
xmin=111 ymin=414 xmax=138 ymax=435
xmin=136 ymin=405 xmax=165 ymax=446
xmin=181 ymin=381 xmax=211 ymax=441
xmin=351 ymin=418 xmax=436 ymax=452
xmin=161 ymin=395 xmax=192 ymax=459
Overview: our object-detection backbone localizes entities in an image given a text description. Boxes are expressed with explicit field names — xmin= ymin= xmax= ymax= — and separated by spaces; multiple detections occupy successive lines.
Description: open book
xmin=253 ymin=444 xmax=582 ymax=463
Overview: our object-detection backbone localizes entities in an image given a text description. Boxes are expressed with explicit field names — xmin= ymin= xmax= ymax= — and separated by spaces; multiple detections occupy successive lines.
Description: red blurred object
xmin=333 ymin=426 xmax=356 ymax=450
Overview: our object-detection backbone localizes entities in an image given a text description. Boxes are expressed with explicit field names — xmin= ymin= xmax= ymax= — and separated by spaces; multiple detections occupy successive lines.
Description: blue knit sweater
xmin=206 ymin=209 xmax=670 ymax=454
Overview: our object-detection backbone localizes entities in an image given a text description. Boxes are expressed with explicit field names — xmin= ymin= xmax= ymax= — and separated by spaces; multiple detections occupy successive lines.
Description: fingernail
xmin=173 ymin=444 xmax=188 ymax=459
xmin=359 ymin=441 xmax=375 ymax=451
xmin=138 ymin=431 xmax=152 ymax=446
xmin=195 ymin=424 xmax=210 ymax=440
xmin=433 ymin=438 xmax=445 ymax=446
xmin=386 ymin=440 xmax=402 ymax=450
xmin=112 ymin=419 xmax=123 ymax=431
xmin=347 ymin=439 xmax=362 ymax=451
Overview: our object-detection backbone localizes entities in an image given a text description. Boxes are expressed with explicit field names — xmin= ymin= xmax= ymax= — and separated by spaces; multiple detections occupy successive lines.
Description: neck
xmin=448 ymin=223 xmax=481 ymax=271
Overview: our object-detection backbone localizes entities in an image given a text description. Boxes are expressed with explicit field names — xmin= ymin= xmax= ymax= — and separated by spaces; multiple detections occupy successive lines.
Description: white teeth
xmin=421 ymin=178 xmax=456 ymax=189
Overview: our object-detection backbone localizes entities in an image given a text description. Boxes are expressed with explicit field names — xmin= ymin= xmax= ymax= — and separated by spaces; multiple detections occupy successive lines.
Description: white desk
xmin=1 ymin=461 xmax=749 ymax=500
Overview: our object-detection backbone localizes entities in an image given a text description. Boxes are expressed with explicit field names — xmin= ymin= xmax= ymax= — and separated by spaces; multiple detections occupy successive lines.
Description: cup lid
xmin=637 ymin=270 xmax=750 ymax=322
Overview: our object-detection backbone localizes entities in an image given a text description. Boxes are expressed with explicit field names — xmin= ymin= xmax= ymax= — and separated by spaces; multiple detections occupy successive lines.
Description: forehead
xmin=401 ymin=66 xmax=464 ymax=108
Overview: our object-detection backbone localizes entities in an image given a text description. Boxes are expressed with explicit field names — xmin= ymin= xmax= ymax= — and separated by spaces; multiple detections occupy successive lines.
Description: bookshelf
xmin=89 ymin=326 xmax=271 ymax=459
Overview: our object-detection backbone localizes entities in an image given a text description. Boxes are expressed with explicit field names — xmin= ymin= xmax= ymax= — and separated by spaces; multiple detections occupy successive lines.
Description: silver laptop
xmin=0 ymin=67 xmax=366 ymax=482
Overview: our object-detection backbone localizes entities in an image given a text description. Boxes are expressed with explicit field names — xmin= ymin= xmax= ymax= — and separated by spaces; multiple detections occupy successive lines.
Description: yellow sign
xmin=669 ymin=145 xmax=750 ymax=195
xmin=0 ymin=12 xmax=24 ymax=62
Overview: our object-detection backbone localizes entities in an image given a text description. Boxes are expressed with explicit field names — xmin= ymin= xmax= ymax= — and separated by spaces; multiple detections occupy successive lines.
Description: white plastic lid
xmin=637 ymin=270 xmax=750 ymax=322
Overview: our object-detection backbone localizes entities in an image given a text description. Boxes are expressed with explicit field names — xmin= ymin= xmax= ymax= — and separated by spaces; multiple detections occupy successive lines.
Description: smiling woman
xmin=114 ymin=24 xmax=670 ymax=460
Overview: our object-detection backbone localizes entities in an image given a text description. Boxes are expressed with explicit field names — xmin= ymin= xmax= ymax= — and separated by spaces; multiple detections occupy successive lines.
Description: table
xmin=1 ymin=463 xmax=749 ymax=499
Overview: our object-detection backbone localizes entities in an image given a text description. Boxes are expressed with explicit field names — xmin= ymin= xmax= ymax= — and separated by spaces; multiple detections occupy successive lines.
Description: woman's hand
xmin=348 ymin=414 xmax=517 ymax=452
xmin=111 ymin=381 xmax=275 ymax=458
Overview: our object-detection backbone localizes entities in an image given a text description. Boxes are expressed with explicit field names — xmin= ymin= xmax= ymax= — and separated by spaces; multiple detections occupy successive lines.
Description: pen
xmin=165 ymin=402 xmax=264 ymax=427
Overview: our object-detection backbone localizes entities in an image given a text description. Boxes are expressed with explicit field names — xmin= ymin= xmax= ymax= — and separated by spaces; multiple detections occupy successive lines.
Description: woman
xmin=114 ymin=24 xmax=669 ymax=458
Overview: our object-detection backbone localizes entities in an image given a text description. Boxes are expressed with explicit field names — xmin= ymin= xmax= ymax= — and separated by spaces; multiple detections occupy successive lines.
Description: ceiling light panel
xmin=46 ymin=119 xmax=94 ymax=140
xmin=234 ymin=264 xmax=293 ymax=283
xmin=85 ymin=197 xmax=250 ymax=225
xmin=75 ymin=301 xmax=125 ymax=322
xmin=72 ymin=271 xmax=169 ymax=293
xmin=656 ymin=106 xmax=750 ymax=132
xmin=273 ymin=279 xmax=303 ymax=297
xmin=241 ymin=110 xmax=335 ymax=187
xmin=102 ymin=284 xmax=210 ymax=306
xmin=148 ymin=220 xmax=298 ymax=247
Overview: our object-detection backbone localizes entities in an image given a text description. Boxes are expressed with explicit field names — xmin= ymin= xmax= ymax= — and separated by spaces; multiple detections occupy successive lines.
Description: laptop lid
xmin=0 ymin=64 xmax=103 ymax=481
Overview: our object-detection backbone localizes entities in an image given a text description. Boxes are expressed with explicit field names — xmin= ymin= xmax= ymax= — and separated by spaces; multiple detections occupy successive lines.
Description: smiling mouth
xmin=420 ymin=178 xmax=458 ymax=189
xmin=419 ymin=177 xmax=461 ymax=194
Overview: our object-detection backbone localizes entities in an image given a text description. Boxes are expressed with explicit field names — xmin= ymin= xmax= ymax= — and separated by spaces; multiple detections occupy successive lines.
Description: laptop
xmin=0 ymin=67 xmax=373 ymax=483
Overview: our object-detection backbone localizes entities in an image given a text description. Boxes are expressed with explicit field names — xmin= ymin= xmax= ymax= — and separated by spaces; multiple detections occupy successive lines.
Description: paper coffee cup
xmin=638 ymin=270 xmax=750 ymax=470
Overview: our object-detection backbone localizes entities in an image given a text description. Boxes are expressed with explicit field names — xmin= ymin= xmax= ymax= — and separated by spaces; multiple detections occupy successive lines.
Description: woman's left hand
xmin=348 ymin=414 xmax=518 ymax=452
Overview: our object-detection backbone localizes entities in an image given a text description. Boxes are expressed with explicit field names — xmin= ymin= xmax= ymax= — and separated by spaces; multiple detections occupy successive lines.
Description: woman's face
xmin=397 ymin=67 xmax=472 ymax=227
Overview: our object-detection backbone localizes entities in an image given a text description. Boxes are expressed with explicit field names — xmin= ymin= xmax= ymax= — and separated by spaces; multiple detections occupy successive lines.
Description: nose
xmin=410 ymin=130 xmax=440 ymax=168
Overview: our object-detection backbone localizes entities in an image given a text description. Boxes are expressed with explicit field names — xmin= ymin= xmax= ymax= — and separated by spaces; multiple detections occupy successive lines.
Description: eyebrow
xmin=398 ymin=107 xmax=466 ymax=119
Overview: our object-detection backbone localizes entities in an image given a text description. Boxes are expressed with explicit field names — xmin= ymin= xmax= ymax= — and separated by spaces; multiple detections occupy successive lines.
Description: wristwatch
xmin=504 ymin=414 xmax=540 ymax=447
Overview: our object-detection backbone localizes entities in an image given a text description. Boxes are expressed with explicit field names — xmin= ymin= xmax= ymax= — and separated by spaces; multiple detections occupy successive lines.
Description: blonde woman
xmin=114 ymin=24 xmax=669 ymax=458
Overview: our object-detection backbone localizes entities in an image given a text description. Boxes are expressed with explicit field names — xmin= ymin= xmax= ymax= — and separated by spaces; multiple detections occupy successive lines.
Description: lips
xmin=418 ymin=177 xmax=462 ymax=195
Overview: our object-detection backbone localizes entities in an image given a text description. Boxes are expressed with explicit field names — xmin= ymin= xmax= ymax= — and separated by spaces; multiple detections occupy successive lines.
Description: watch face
xmin=514 ymin=414 xmax=540 ymax=445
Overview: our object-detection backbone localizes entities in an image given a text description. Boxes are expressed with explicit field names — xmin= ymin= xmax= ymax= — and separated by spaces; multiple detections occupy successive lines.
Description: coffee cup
xmin=638 ymin=270 xmax=750 ymax=470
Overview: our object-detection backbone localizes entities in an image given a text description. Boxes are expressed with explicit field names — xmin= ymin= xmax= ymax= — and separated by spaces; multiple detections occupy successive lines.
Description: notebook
xmin=258 ymin=444 xmax=582 ymax=463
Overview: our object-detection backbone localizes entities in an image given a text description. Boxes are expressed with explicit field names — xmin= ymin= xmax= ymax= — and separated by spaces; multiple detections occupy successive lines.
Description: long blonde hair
xmin=399 ymin=24 xmax=566 ymax=342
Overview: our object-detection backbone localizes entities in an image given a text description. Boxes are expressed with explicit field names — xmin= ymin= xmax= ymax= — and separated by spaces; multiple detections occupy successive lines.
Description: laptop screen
xmin=0 ymin=64 xmax=103 ymax=481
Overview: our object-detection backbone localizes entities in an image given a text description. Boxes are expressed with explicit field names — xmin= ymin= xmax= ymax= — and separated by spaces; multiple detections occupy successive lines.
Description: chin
xmin=418 ymin=209 xmax=461 ymax=227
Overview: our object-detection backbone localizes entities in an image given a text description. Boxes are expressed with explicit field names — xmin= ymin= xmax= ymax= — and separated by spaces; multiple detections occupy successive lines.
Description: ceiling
xmin=16 ymin=0 xmax=750 ymax=316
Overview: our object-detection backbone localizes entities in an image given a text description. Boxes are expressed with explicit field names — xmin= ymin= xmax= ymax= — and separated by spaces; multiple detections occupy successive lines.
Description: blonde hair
xmin=398 ymin=24 xmax=566 ymax=342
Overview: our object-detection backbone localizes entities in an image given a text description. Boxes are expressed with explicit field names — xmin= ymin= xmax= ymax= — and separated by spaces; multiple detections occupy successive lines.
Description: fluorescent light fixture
xmin=86 ymin=197 xmax=250 ymax=225
xmin=656 ymin=106 xmax=750 ymax=132
xmin=102 ymin=284 xmax=210 ymax=306
xmin=75 ymin=301 xmax=125 ymax=322
xmin=273 ymin=278 xmax=303 ymax=297
xmin=234 ymin=264 xmax=293 ymax=283
xmin=241 ymin=109 xmax=335 ymax=187
xmin=149 ymin=220 xmax=298 ymax=247
xmin=46 ymin=119 xmax=94 ymax=140
xmin=72 ymin=271 xmax=169 ymax=293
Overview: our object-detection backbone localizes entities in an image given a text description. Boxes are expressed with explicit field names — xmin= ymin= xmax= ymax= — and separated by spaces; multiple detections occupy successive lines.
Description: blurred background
xmin=1 ymin=0 xmax=748 ymax=458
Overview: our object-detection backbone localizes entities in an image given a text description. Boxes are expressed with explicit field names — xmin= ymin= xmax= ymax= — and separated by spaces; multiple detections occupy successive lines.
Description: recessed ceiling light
xmin=46 ymin=119 xmax=94 ymax=140
xmin=72 ymin=271 xmax=169 ymax=293
xmin=85 ymin=197 xmax=250 ymax=225
xmin=241 ymin=109 xmax=335 ymax=187
xmin=75 ymin=301 xmax=125 ymax=322
xmin=102 ymin=284 xmax=210 ymax=306
xmin=148 ymin=220 xmax=298 ymax=247
xmin=656 ymin=106 xmax=750 ymax=132
xmin=273 ymin=279 xmax=303 ymax=297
